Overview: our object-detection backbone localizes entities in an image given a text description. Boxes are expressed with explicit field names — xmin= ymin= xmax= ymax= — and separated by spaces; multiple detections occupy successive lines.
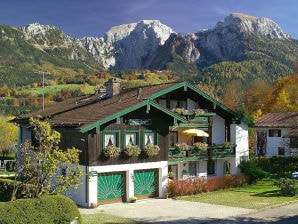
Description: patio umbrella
xmin=182 ymin=129 xmax=209 ymax=137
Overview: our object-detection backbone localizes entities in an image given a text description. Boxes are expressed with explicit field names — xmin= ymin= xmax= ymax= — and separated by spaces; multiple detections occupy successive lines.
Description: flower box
xmin=144 ymin=143 xmax=160 ymax=156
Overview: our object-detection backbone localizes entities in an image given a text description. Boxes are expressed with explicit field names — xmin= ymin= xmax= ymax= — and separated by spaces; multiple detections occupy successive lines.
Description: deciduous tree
xmin=12 ymin=118 xmax=82 ymax=200
xmin=0 ymin=116 xmax=18 ymax=158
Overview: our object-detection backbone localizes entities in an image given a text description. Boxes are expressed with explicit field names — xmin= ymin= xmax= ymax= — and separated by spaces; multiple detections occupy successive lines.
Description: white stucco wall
xmin=212 ymin=115 xmax=225 ymax=145
xmin=257 ymin=128 xmax=291 ymax=156
xmin=230 ymin=122 xmax=249 ymax=172
xmin=66 ymin=165 xmax=88 ymax=207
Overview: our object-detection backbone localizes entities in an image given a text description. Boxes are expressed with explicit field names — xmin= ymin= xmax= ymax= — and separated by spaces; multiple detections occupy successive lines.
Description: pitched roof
xmin=15 ymin=82 xmax=179 ymax=128
xmin=254 ymin=112 xmax=298 ymax=128
xmin=14 ymin=81 xmax=249 ymax=132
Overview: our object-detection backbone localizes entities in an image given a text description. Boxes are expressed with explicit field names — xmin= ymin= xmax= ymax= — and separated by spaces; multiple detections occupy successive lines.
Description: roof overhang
xmin=80 ymin=99 xmax=188 ymax=133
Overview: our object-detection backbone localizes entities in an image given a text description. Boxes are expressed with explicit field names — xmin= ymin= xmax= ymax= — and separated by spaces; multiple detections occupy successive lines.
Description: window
xmin=224 ymin=161 xmax=231 ymax=174
xmin=125 ymin=132 xmax=138 ymax=146
xmin=144 ymin=132 xmax=155 ymax=145
xmin=103 ymin=131 xmax=119 ymax=148
xmin=170 ymin=100 xmax=187 ymax=110
xmin=268 ymin=129 xmax=281 ymax=137
xmin=168 ymin=165 xmax=178 ymax=180
xmin=207 ymin=160 xmax=216 ymax=175
xmin=189 ymin=162 xmax=197 ymax=176
xmin=169 ymin=131 xmax=178 ymax=147
xmin=278 ymin=147 xmax=285 ymax=155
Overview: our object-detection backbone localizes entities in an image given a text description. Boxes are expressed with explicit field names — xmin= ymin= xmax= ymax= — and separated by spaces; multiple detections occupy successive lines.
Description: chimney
xmin=137 ymin=87 xmax=143 ymax=100
xmin=106 ymin=78 xmax=121 ymax=98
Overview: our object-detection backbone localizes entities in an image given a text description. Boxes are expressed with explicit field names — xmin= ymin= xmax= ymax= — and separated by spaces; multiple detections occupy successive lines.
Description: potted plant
xmin=144 ymin=143 xmax=160 ymax=156
xmin=130 ymin=196 xmax=137 ymax=203
xmin=168 ymin=171 xmax=174 ymax=180
xmin=104 ymin=145 xmax=120 ymax=158
xmin=125 ymin=144 xmax=141 ymax=157
xmin=222 ymin=141 xmax=233 ymax=149
xmin=174 ymin=143 xmax=188 ymax=151
xmin=172 ymin=107 xmax=188 ymax=115
xmin=192 ymin=108 xmax=205 ymax=116
xmin=193 ymin=142 xmax=208 ymax=151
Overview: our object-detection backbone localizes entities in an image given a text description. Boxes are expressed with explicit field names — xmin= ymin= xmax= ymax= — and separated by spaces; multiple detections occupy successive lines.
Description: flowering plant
xmin=222 ymin=141 xmax=233 ymax=149
xmin=125 ymin=144 xmax=141 ymax=157
xmin=193 ymin=142 xmax=208 ymax=150
xmin=104 ymin=145 xmax=120 ymax=158
xmin=172 ymin=108 xmax=188 ymax=115
xmin=174 ymin=143 xmax=189 ymax=151
xmin=144 ymin=143 xmax=160 ymax=156
xmin=192 ymin=108 xmax=205 ymax=116
xmin=130 ymin=196 xmax=137 ymax=200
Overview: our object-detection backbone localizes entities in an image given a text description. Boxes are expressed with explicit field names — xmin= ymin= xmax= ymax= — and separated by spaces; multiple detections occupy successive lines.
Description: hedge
xmin=0 ymin=194 xmax=81 ymax=224
xmin=167 ymin=174 xmax=249 ymax=197
xmin=255 ymin=155 xmax=298 ymax=177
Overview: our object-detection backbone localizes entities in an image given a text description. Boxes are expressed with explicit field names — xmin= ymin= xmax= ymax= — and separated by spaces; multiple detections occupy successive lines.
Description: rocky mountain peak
xmin=216 ymin=13 xmax=291 ymax=39
xmin=105 ymin=20 xmax=174 ymax=44
xmin=24 ymin=23 xmax=59 ymax=36
xmin=84 ymin=20 xmax=176 ymax=69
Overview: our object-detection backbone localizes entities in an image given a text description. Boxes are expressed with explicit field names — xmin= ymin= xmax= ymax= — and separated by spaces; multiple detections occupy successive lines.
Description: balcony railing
xmin=168 ymin=145 xmax=235 ymax=162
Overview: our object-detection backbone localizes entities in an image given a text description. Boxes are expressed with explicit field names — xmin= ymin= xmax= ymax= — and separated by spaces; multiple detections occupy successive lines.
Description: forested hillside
xmin=0 ymin=13 xmax=298 ymax=118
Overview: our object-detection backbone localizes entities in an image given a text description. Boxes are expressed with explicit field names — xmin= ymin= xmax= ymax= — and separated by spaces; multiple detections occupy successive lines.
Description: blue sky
xmin=0 ymin=0 xmax=297 ymax=38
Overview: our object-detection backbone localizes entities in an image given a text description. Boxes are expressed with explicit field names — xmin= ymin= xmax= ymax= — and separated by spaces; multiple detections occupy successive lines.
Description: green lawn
xmin=20 ymin=84 xmax=95 ymax=96
xmin=181 ymin=178 xmax=298 ymax=210
xmin=81 ymin=213 xmax=139 ymax=224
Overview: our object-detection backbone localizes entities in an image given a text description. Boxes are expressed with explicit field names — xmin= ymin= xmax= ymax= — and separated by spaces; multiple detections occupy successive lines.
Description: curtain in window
xmin=125 ymin=133 xmax=136 ymax=146
xmin=145 ymin=133 xmax=154 ymax=145
xmin=105 ymin=133 xmax=116 ymax=147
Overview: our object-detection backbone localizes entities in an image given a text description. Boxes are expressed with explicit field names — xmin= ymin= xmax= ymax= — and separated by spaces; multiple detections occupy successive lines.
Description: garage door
xmin=98 ymin=172 xmax=126 ymax=204
xmin=134 ymin=169 xmax=158 ymax=198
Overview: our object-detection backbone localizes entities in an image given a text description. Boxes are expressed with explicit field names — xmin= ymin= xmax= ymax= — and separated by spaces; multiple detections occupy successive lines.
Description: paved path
xmin=80 ymin=198 xmax=254 ymax=223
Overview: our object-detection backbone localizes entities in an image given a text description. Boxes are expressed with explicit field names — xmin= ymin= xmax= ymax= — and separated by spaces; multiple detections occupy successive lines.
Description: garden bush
xmin=0 ymin=178 xmax=24 ymax=202
xmin=0 ymin=194 xmax=81 ymax=224
xmin=167 ymin=174 xmax=249 ymax=197
xmin=255 ymin=155 xmax=298 ymax=177
xmin=274 ymin=178 xmax=297 ymax=196
xmin=238 ymin=159 xmax=268 ymax=183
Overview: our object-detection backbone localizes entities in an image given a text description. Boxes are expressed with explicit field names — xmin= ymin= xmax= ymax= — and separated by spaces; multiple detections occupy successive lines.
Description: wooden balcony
xmin=168 ymin=145 xmax=235 ymax=162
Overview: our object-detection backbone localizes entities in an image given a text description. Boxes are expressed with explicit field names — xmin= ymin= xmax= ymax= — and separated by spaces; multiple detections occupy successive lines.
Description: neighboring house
xmin=14 ymin=79 xmax=250 ymax=207
xmin=254 ymin=112 xmax=298 ymax=156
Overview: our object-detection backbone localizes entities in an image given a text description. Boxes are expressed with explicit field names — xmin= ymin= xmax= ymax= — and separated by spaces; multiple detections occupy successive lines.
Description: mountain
xmin=80 ymin=20 xmax=174 ymax=69
xmin=0 ymin=13 xmax=297 ymax=92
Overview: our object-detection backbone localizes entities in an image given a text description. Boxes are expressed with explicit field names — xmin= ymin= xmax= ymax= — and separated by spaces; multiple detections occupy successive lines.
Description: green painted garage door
xmin=134 ymin=169 xmax=158 ymax=198
xmin=98 ymin=172 xmax=125 ymax=204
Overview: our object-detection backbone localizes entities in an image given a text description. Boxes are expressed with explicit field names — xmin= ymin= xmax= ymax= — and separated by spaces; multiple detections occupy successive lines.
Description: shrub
xmin=0 ymin=178 xmax=26 ymax=202
xmin=167 ymin=174 xmax=249 ymax=197
xmin=0 ymin=194 xmax=81 ymax=223
xmin=238 ymin=159 xmax=268 ymax=183
xmin=274 ymin=178 xmax=297 ymax=196
xmin=255 ymin=156 xmax=298 ymax=177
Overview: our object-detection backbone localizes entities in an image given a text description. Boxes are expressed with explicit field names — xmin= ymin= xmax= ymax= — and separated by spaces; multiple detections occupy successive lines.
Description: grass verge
xmin=81 ymin=213 xmax=139 ymax=224
xmin=181 ymin=178 xmax=298 ymax=210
